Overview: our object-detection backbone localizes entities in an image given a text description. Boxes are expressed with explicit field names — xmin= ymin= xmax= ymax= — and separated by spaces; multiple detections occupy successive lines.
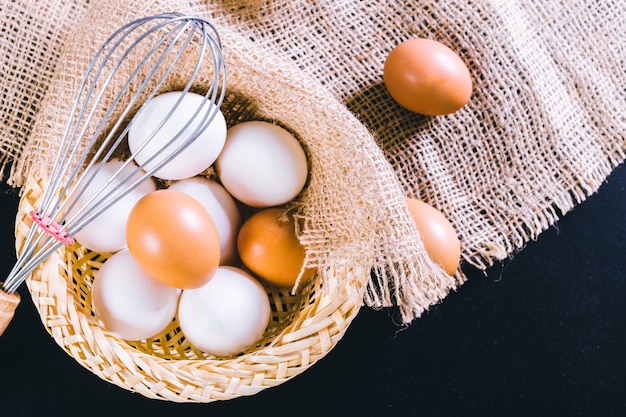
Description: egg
xmin=69 ymin=159 xmax=156 ymax=253
xmin=126 ymin=189 xmax=220 ymax=289
xmin=216 ymin=121 xmax=308 ymax=208
xmin=169 ymin=177 xmax=241 ymax=265
xmin=406 ymin=197 xmax=461 ymax=275
xmin=91 ymin=249 xmax=181 ymax=341
xmin=237 ymin=207 xmax=316 ymax=287
xmin=177 ymin=266 xmax=271 ymax=357
xmin=128 ymin=91 xmax=227 ymax=180
xmin=383 ymin=38 xmax=472 ymax=115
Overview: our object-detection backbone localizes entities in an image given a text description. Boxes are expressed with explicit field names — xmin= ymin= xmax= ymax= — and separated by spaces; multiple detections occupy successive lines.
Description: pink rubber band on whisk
xmin=29 ymin=211 xmax=75 ymax=245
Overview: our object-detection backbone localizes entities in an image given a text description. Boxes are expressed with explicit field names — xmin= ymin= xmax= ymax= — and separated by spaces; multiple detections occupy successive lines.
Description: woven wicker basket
xmin=17 ymin=174 xmax=366 ymax=401
xmin=17 ymin=86 xmax=369 ymax=401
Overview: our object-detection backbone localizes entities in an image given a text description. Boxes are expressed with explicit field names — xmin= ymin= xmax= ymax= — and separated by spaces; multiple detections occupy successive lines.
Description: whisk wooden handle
xmin=0 ymin=285 xmax=20 ymax=336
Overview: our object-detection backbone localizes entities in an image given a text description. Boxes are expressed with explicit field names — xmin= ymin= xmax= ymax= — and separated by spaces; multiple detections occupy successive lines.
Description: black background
xmin=1 ymin=161 xmax=625 ymax=417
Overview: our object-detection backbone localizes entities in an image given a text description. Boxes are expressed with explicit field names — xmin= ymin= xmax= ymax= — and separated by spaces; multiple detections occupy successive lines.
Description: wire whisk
xmin=0 ymin=13 xmax=226 ymax=327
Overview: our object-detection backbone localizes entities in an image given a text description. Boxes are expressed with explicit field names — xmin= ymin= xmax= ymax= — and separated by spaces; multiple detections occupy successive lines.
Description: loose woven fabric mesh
xmin=203 ymin=0 xmax=626 ymax=267
xmin=1 ymin=0 xmax=625 ymax=322
xmin=0 ymin=1 xmax=86 ymax=170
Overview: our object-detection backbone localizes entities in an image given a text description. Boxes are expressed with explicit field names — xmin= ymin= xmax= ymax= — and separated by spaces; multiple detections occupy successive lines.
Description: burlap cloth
xmin=1 ymin=0 xmax=624 ymax=323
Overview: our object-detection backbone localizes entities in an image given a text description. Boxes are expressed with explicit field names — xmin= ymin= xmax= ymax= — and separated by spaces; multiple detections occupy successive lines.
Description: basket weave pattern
xmin=19 ymin=173 xmax=367 ymax=402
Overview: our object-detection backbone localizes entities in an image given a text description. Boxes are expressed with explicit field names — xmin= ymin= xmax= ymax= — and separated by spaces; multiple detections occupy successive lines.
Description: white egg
xmin=128 ymin=91 xmax=227 ymax=180
xmin=216 ymin=121 xmax=308 ymax=207
xmin=70 ymin=159 xmax=155 ymax=253
xmin=177 ymin=266 xmax=271 ymax=357
xmin=169 ymin=177 xmax=241 ymax=265
xmin=91 ymin=249 xmax=181 ymax=341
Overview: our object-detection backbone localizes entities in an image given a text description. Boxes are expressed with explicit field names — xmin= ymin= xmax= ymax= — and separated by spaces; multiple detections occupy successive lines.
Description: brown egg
xmin=406 ymin=197 xmax=461 ymax=275
xmin=237 ymin=208 xmax=316 ymax=287
xmin=383 ymin=38 xmax=472 ymax=116
xmin=126 ymin=189 xmax=220 ymax=289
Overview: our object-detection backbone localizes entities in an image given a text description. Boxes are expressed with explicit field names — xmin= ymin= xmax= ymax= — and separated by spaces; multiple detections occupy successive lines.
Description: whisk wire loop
xmin=60 ymin=19 xmax=201 ymax=230
xmin=2 ymin=13 xmax=227 ymax=294
xmin=65 ymin=19 xmax=225 ymax=237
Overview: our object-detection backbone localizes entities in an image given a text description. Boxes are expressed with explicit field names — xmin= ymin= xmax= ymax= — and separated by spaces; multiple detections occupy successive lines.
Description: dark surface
xmin=1 ymin=161 xmax=625 ymax=417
